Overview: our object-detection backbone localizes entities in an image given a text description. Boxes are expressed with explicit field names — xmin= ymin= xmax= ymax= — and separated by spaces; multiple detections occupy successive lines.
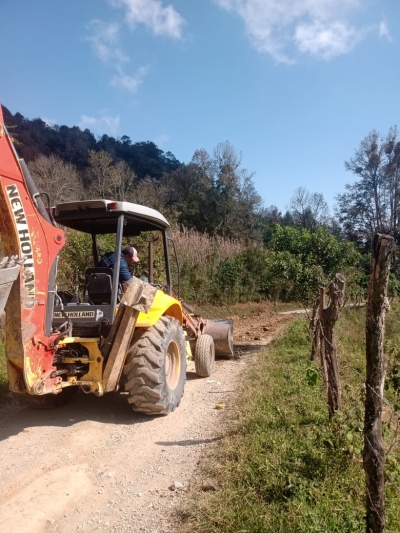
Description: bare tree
xmin=85 ymin=150 xmax=136 ymax=201
xmin=29 ymin=154 xmax=83 ymax=203
xmin=133 ymin=176 xmax=172 ymax=211
xmin=108 ymin=161 xmax=136 ymax=201
xmin=86 ymin=150 xmax=113 ymax=199
xmin=289 ymin=187 xmax=330 ymax=231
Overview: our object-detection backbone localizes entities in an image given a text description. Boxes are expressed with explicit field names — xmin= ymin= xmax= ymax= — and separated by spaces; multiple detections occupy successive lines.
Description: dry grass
xmin=169 ymin=225 xmax=247 ymax=266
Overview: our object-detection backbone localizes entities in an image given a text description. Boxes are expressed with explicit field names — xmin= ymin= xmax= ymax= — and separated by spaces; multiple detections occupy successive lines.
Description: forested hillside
xmin=2 ymin=106 xmax=181 ymax=178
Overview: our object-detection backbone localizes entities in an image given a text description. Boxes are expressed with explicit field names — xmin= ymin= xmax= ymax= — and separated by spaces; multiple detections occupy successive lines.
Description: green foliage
xmin=385 ymin=335 xmax=400 ymax=402
xmin=43 ymin=218 xmax=367 ymax=308
xmin=305 ymin=366 xmax=320 ymax=386
xmin=265 ymin=225 xmax=362 ymax=304
xmin=388 ymin=273 xmax=400 ymax=299
xmin=212 ymin=246 xmax=274 ymax=304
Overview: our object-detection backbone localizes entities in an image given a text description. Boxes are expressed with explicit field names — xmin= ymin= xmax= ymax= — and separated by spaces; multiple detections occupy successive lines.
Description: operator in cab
xmin=98 ymin=246 xmax=139 ymax=283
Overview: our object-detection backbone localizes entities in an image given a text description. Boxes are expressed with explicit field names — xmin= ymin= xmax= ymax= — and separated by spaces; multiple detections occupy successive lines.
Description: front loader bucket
xmin=202 ymin=319 xmax=234 ymax=357
xmin=0 ymin=264 xmax=20 ymax=317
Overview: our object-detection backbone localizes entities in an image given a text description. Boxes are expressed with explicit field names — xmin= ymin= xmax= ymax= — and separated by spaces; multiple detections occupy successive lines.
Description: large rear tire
xmin=194 ymin=334 xmax=215 ymax=378
xmin=123 ymin=316 xmax=187 ymax=415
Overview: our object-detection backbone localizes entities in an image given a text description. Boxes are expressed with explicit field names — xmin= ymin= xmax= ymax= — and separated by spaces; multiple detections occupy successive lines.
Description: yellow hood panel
xmin=136 ymin=290 xmax=183 ymax=327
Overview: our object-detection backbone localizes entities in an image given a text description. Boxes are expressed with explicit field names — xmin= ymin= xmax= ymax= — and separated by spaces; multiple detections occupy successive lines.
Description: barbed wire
xmin=310 ymin=315 xmax=400 ymax=458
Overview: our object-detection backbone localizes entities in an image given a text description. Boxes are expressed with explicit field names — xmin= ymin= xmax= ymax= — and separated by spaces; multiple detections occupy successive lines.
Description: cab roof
xmin=53 ymin=199 xmax=170 ymax=236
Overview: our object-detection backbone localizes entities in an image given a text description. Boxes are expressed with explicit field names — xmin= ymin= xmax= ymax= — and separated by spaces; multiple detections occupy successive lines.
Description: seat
xmin=85 ymin=267 xmax=114 ymax=305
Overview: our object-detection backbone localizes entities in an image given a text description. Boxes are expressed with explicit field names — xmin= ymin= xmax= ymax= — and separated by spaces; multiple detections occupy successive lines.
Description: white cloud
xmin=110 ymin=0 xmax=185 ymax=39
xmin=153 ymin=133 xmax=170 ymax=147
xmin=87 ymin=20 xmax=149 ymax=95
xmin=379 ymin=19 xmax=391 ymax=40
xmin=79 ymin=112 xmax=121 ymax=137
xmin=42 ymin=118 xmax=57 ymax=128
xmin=86 ymin=1 xmax=184 ymax=96
xmin=111 ymin=65 xmax=150 ymax=93
xmin=87 ymin=20 xmax=129 ymax=65
xmin=294 ymin=20 xmax=363 ymax=60
xmin=214 ymin=0 xmax=378 ymax=62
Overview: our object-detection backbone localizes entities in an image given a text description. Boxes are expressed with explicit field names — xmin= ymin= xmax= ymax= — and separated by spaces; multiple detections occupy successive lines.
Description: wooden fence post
xmin=319 ymin=274 xmax=346 ymax=418
xmin=319 ymin=288 xmax=328 ymax=387
xmin=310 ymin=297 xmax=320 ymax=361
xmin=364 ymin=233 xmax=395 ymax=533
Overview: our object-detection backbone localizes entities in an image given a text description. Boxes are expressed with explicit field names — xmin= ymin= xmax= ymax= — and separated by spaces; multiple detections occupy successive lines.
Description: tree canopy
xmin=266 ymin=224 xmax=361 ymax=303
xmin=336 ymin=127 xmax=400 ymax=248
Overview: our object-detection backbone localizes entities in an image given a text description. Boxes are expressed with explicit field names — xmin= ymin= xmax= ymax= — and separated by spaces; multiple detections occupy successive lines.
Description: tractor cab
xmin=51 ymin=199 xmax=177 ymax=338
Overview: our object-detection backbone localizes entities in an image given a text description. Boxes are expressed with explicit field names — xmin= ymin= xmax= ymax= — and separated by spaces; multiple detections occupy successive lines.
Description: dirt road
xmin=0 ymin=307 xmax=294 ymax=533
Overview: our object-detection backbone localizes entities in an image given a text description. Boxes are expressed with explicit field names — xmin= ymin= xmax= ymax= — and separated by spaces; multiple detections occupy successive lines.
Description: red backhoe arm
xmin=0 ymin=104 xmax=65 ymax=394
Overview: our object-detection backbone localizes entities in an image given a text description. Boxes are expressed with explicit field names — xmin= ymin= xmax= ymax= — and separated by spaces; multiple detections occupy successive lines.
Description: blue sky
xmin=1 ymin=0 xmax=399 ymax=215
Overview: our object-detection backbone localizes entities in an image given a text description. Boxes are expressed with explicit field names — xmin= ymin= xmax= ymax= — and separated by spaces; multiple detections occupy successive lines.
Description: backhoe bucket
xmin=0 ymin=264 xmax=20 ymax=317
xmin=202 ymin=319 xmax=234 ymax=357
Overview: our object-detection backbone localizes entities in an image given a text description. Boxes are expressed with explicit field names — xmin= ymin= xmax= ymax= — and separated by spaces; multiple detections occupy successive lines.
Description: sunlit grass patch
xmin=178 ymin=312 xmax=400 ymax=533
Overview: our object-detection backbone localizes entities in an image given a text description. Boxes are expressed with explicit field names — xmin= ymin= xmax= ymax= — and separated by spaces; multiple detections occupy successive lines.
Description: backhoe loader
xmin=0 ymin=104 xmax=233 ymax=415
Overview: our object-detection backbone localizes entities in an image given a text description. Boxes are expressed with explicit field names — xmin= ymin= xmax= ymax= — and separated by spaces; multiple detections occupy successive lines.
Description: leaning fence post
xmin=364 ymin=233 xmax=395 ymax=533
xmin=310 ymin=297 xmax=320 ymax=362
xmin=318 ymin=288 xmax=328 ymax=386
xmin=319 ymin=274 xmax=345 ymax=418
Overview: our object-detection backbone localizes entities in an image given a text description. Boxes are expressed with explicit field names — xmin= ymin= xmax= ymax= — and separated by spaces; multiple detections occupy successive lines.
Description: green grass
xmin=177 ymin=308 xmax=400 ymax=533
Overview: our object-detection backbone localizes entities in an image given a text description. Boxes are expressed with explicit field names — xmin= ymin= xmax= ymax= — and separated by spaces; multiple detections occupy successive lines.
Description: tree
xmin=85 ymin=150 xmax=136 ymax=201
xmin=336 ymin=127 xmax=400 ymax=248
xmin=289 ymin=187 xmax=330 ymax=231
xmin=162 ymin=163 xmax=213 ymax=230
xmin=136 ymin=142 xmax=263 ymax=242
xmin=133 ymin=176 xmax=175 ymax=212
xmin=211 ymin=141 xmax=263 ymax=241
xmin=108 ymin=160 xmax=136 ymax=201
xmin=266 ymin=224 xmax=360 ymax=304
xmin=29 ymin=154 xmax=83 ymax=203
xmin=258 ymin=205 xmax=283 ymax=245
xmin=86 ymin=150 xmax=114 ymax=199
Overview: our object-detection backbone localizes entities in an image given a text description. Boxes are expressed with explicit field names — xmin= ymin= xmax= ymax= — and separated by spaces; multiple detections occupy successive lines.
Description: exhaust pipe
xmin=202 ymin=319 xmax=234 ymax=357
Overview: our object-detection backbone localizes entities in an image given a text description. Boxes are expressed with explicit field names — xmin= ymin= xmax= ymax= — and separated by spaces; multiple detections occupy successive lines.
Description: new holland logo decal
xmin=53 ymin=311 xmax=96 ymax=319
xmin=5 ymin=184 xmax=35 ymax=309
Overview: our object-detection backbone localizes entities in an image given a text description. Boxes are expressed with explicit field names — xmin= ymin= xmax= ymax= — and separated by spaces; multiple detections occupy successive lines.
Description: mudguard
xmin=135 ymin=289 xmax=183 ymax=328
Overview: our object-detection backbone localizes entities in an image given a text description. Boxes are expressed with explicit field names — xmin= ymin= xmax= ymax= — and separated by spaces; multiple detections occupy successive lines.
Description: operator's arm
xmin=119 ymin=257 xmax=132 ymax=283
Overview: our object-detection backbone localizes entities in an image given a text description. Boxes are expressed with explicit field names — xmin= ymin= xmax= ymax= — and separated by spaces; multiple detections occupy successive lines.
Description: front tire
xmin=194 ymin=334 xmax=215 ymax=377
xmin=123 ymin=316 xmax=186 ymax=415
